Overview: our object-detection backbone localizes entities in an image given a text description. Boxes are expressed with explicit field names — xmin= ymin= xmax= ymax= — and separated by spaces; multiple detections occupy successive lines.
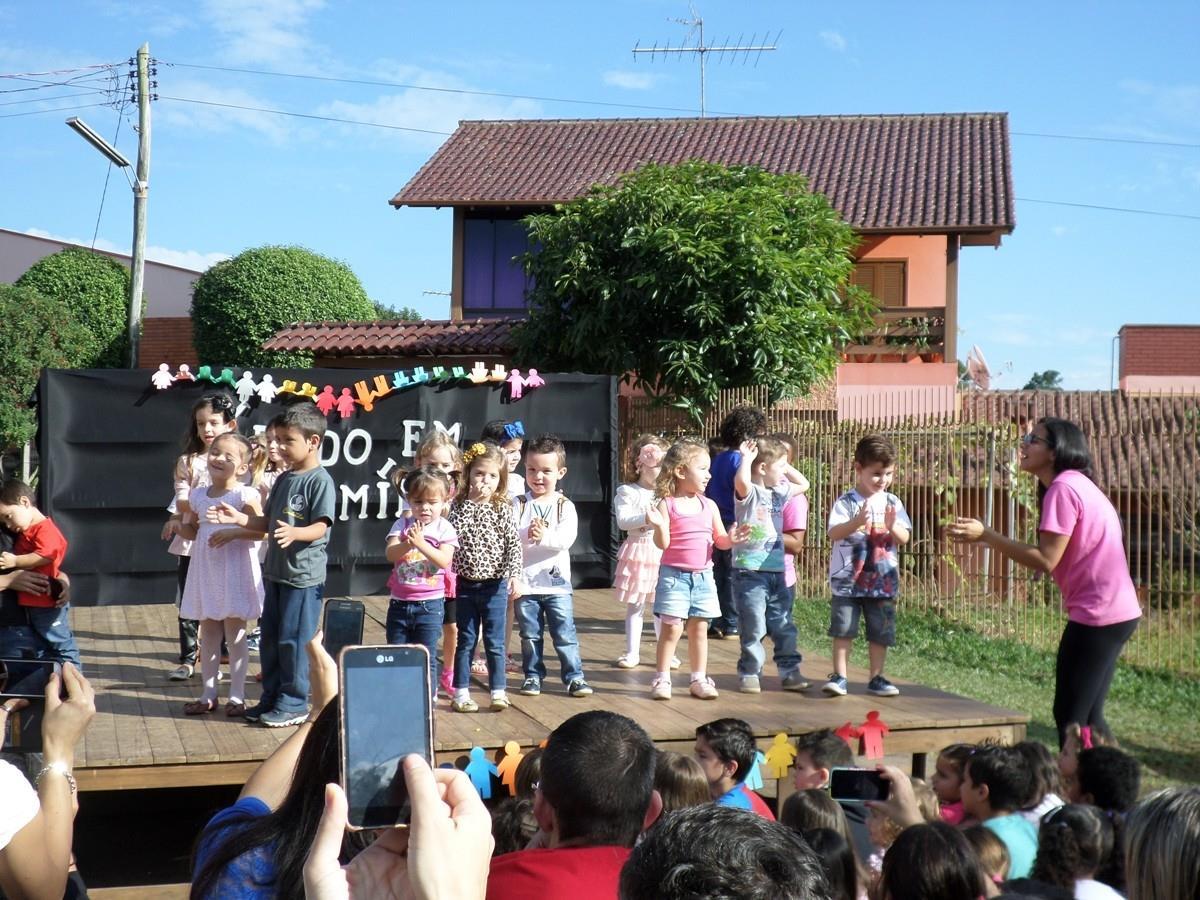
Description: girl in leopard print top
xmin=446 ymin=442 xmax=523 ymax=712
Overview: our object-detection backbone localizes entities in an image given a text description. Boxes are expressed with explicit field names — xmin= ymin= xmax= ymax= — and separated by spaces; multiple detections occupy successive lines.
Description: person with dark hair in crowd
xmin=1123 ymin=786 xmax=1200 ymax=900
xmin=1015 ymin=740 xmax=1066 ymax=828
xmin=693 ymin=718 xmax=773 ymax=818
xmin=653 ymin=751 xmax=711 ymax=814
xmin=1071 ymin=746 xmax=1140 ymax=812
xmin=877 ymin=822 xmax=989 ymax=900
xmin=619 ymin=804 xmax=832 ymax=900
xmin=802 ymin=827 xmax=859 ymax=900
xmin=1031 ymin=804 xmax=1120 ymax=899
xmin=704 ymin=405 xmax=767 ymax=639
xmin=949 ymin=417 xmax=1142 ymax=747
xmin=962 ymin=745 xmax=1039 ymax=879
xmin=491 ymin=797 xmax=538 ymax=857
xmin=485 ymin=710 xmax=662 ymax=899
xmin=793 ymin=728 xmax=874 ymax=864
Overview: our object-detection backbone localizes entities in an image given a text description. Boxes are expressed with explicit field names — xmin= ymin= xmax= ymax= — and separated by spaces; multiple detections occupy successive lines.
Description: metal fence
xmin=622 ymin=387 xmax=1200 ymax=676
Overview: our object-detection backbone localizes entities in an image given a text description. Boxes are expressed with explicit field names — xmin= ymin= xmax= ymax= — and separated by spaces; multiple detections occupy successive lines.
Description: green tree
xmin=372 ymin=301 xmax=422 ymax=321
xmin=191 ymin=245 xmax=377 ymax=367
xmin=0 ymin=284 xmax=92 ymax=450
xmin=1023 ymin=369 xmax=1064 ymax=391
xmin=513 ymin=161 xmax=875 ymax=422
xmin=15 ymin=247 xmax=132 ymax=368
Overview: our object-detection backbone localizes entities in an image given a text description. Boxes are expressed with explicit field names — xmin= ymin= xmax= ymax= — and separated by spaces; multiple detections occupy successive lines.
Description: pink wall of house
xmin=1119 ymin=325 xmax=1200 ymax=393
xmin=858 ymin=234 xmax=948 ymax=307
xmin=835 ymin=361 xmax=958 ymax=421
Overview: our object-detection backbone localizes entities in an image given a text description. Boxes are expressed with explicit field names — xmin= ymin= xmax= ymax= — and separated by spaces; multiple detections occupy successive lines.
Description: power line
xmin=0 ymin=101 xmax=111 ymax=120
xmin=1012 ymin=130 xmax=1200 ymax=150
xmin=0 ymin=62 xmax=122 ymax=78
xmin=1016 ymin=197 xmax=1200 ymax=221
xmin=0 ymin=90 xmax=104 ymax=107
xmin=157 ymin=94 xmax=453 ymax=137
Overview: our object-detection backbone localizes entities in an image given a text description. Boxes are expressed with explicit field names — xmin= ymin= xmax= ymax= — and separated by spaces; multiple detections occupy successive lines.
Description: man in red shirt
xmin=486 ymin=711 xmax=663 ymax=900
xmin=0 ymin=480 xmax=77 ymax=665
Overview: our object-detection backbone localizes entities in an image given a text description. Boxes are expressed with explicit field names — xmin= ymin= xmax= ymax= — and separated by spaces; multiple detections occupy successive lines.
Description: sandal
xmin=470 ymin=657 xmax=488 ymax=676
xmin=184 ymin=698 xmax=216 ymax=716
xmin=225 ymin=701 xmax=246 ymax=718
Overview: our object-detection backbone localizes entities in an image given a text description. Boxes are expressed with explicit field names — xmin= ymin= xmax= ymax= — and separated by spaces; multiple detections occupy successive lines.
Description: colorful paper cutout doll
xmin=489 ymin=363 xmax=507 ymax=382
xmin=195 ymin=364 xmax=215 ymax=383
xmin=411 ymin=366 xmax=430 ymax=384
xmin=235 ymin=371 xmax=258 ymax=405
xmin=353 ymin=380 xmax=377 ymax=412
xmin=506 ymin=369 xmax=526 ymax=400
xmin=216 ymin=367 xmax=237 ymax=387
xmin=151 ymin=363 xmax=175 ymax=390
xmin=495 ymin=741 xmax=525 ymax=796
xmin=391 ymin=370 xmax=411 ymax=389
xmin=468 ymin=362 xmax=489 ymax=384
xmin=278 ymin=379 xmax=300 ymax=395
xmin=524 ymin=369 xmax=545 ymax=389
xmin=173 ymin=364 xmax=195 ymax=381
xmin=255 ymin=373 xmax=277 ymax=403
xmin=764 ymin=732 xmax=797 ymax=780
xmin=858 ymin=711 xmax=890 ymax=760
xmin=296 ymin=382 xmax=317 ymax=399
xmin=834 ymin=721 xmax=861 ymax=749
xmin=335 ymin=387 xmax=357 ymax=419
xmin=315 ymin=385 xmax=337 ymax=416
xmin=744 ymin=750 xmax=766 ymax=792
xmin=465 ymin=746 xmax=499 ymax=799
xmin=450 ymin=366 xmax=467 ymax=380
xmin=430 ymin=366 xmax=447 ymax=382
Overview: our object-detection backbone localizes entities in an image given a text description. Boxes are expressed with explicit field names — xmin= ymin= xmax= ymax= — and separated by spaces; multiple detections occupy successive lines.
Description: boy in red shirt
xmin=0 ymin=480 xmax=78 ymax=665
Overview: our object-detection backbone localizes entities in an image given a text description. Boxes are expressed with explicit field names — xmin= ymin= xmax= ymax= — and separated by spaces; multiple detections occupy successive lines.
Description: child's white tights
xmin=624 ymin=601 xmax=663 ymax=659
xmin=199 ymin=617 xmax=249 ymax=704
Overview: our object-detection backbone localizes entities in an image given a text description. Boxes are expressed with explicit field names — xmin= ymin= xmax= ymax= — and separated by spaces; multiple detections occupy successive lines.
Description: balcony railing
xmin=842 ymin=306 xmax=946 ymax=363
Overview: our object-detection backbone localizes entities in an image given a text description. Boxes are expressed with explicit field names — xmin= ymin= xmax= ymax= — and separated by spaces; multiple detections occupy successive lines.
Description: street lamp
xmin=65 ymin=117 xmax=132 ymax=169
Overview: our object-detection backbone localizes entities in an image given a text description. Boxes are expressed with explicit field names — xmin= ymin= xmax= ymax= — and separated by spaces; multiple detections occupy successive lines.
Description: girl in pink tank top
xmin=644 ymin=439 xmax=734 ymax=702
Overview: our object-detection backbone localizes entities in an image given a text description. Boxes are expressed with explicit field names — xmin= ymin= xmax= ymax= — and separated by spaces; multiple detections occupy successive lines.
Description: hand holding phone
xmin=322 ymin=599 xmax=365 ymax=661
xmin=829 ymin=766 xmax=890 ymax=804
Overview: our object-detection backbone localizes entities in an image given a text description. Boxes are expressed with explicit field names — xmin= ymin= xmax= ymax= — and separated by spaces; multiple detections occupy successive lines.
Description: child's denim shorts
xmin=653 ymin=564 xmax=720 ymax=621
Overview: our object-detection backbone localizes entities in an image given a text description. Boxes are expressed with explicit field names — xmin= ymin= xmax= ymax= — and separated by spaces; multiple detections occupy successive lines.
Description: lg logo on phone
xmin=376 ymin=654 xmax=394 ymax=664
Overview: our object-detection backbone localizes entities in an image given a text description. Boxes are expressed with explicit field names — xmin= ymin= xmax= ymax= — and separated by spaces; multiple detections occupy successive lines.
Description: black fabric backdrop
xmin=36 ymin=369 xmax=618 ymax=606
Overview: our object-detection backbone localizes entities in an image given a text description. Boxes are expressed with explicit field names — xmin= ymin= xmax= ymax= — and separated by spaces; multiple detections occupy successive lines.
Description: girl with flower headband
xmin=612 ymin=434 xmax=675 ymax=669
xmin=445 ymin=442 xmax=523 ymax=713
xmin=478 ymin=419 xmax=527 ymax=675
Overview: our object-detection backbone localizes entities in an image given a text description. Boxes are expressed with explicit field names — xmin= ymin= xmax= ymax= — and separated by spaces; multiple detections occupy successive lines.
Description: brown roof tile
xmin=390 ymin=113 xmax=1015 ymax=234
xmin=263 ymin=318 xmax=518 ymax=356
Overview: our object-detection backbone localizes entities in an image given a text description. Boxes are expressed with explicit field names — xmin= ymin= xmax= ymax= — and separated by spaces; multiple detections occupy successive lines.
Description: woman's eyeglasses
xmin=1021 ymin=433 xmax=1051 ymax=447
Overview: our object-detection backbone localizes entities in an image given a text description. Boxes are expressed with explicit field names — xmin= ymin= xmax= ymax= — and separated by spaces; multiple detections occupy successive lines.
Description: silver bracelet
xmin=35 ymin=761 xmax=77 ymax=795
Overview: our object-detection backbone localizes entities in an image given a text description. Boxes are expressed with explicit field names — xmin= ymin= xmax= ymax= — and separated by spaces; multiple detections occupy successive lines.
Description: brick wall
xmin=1119 ymin=325 xmax=1200 ymax=378
xmin=138 ymin=317 xmax=197 ymax=369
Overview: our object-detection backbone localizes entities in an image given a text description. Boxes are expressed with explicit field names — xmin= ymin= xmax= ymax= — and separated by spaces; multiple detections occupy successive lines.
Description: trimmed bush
xmin=16 ymin=247 xmax=132 ymax=368
xmin=0 ymin=284 xmax=92 ymax=450
xmin=191 ymin=245 xmax=377 ymax=367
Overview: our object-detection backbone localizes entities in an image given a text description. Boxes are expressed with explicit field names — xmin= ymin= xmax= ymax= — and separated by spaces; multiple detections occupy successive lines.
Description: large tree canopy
xmin=513 ymin=161 xmax=875 ymax=420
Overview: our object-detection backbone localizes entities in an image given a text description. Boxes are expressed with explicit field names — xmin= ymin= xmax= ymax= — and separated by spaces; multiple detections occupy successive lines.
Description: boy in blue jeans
xmin=211 ymin=406 xmax=334 ymax=727
xmin=513 ymin=434 xmax=592 ymax=699
xmin=731 ymin=439 xmax=809 ymax=694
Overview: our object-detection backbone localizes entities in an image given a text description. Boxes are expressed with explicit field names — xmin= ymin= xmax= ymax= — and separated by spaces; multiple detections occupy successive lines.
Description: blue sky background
xmin=3 ymin=0 xmax=1197 ymax=389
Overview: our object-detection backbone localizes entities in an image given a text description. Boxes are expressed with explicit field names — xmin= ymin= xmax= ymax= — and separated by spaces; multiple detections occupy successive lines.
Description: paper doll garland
xmin=465 ymin=746 xmax=499 ymax=799
xmin=763 ymin=732 xmax=797 ymax=780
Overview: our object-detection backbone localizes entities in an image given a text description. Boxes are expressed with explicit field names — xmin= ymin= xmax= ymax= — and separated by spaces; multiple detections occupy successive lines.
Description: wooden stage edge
xmin=70 ymin=590 xmax=1027 ymax=792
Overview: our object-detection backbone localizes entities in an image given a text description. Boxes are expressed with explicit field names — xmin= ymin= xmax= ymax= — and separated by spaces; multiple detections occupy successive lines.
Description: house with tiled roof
xmin=274 ymin=113 xmax=1015 ymax=409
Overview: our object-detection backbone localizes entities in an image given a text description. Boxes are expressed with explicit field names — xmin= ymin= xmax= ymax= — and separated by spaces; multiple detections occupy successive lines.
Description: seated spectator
xmin=963 ymin=823 xmax=1011 ymax=887
xmin=491 ymin=797 xmax=537 ymax=856
xmin=512 ymin=746 xmax=542 ymax=800
xmin=793 ymin=728 xmax=872 ymax=861
xmin=963 ymin=745 xmax=1039 ymax=879
xmin=867 ymin=777 xmax=939 ymax=873
xmin=486 ymin=710 xmax=662 ymax=900
xmin=619 ymin=804 xmax=830 ymax=900
xmin=1072 ymin=746 xmax=1140 ymax=812
xmin=693 ymin=718 xmax=773 ymax=819
xmin=1031 ymin=804 xmax=1119 ymax=899
xmin=780 ymin=790 xmax=869 ymax=893
xmin=653 ymin=751 xmax=711 ymax=814
xmin=0 ymin=663 xmax=95 ymax=900
xmin=802 ymin=827 xmax=860 ymax=900
xmin=1015 ymin=741 xmax=1066 ymax=828
xmin=931 ymin=741 xmax=975 ymax=827
xmin=877 ymin=821 xmax=990 ymax=900
xmin=1123 ymin=787 xmax=1200 ymax=900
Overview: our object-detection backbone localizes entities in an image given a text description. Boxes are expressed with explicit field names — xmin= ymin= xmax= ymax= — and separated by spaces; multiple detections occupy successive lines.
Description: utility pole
xmin=632 ymin=10 xmax=779 ymax=117
xmin=128 ymin=42 xmax=151 ymax=368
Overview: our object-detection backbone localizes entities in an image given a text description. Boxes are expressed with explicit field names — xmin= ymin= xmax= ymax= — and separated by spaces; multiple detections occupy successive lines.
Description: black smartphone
xmin=0 ymin=659 xmax=60 ymax=699
xmin=322 ymin=599 xmax=365 ymax=661
xmin=829 ymin=767 xmax=889 ymax=804
xmin=339 ymin=645 xmax=433 ymax=830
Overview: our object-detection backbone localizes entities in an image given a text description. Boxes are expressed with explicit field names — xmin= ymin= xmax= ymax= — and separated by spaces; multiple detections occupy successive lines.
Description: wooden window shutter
xmin=850 ymin=261 xmax=906 ymax=307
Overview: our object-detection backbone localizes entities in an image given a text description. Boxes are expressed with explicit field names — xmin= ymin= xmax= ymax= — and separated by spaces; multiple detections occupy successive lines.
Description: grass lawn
xmin=792 ymin=598 xmax=1200 ymax=791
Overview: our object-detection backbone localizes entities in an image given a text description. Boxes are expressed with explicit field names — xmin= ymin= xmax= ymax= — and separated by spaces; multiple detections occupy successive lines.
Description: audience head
xmin=962 ymin=823 xmax=1010 ymax=884
xmin=538 ymin=711 xmax=658 ymax=848
xmin=490 ymin=797 xmax=537 ymax=857
xmin=931 ymin=742 xmax=974 ymax=806
xmin=1032 ymin=804 xmax=1113 ymax=891
xmin=1074 ymin=746 xmax=1140 ymax=811
xmin=963 ymin=745 xmax=1033 ymax=816
xmin=793 ymin=729 xmax=854 ymax=791
xmin=780 ymin=789 xmax=848 ymax=835
xmin=513 ymin=747 xmax=542 ymax=800
xmin=619 ymin=805 xmax=831 ymax=900
xmin=878 ymin=821 xmax=988 ymax=900
xmin=694 ymin=718 xmax=757 ymax=796
xmin=653 ymin=751 xmax=711 ymax=814
xmin=802 ymin=828 xmax=856 ymax=900
xmin=717 ymin=406 xmax=767 ymax=450
xmin=1015 ymin=740 xmax=1064 ymax=810
xmin=1124 ymin=787 xmax=1200 ymax=900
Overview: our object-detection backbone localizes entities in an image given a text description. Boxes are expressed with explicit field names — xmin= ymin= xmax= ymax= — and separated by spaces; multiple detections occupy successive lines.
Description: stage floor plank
xmin=69 ymin=590 xmax=1027 ymax=791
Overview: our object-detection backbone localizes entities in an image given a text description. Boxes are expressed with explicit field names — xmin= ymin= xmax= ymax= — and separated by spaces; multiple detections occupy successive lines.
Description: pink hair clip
xmin=637 ymin=444 xmax=665 ymax=469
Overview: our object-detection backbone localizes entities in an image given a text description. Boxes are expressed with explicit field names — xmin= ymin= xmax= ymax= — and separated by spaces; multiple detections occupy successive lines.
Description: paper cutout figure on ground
xmin=489 ymin=363 xmax=507 ymax=383
xmin=195 ymin=365 xmax=215 ymax=383
xmin=411 ymin=366 xmax=430 ymax=384
xmin=465 ymin=746 xmax=499 ymax=799
xmin=255 ymin=373 xmax=277 ymax=403
xmin=391 ymin=370 xmax=411 ymax=390
xmin=216 ymin=367 xmax=237 ymax=387
xmin=524 ymin=369 xmax=545 ymax=389
xmin=335 ymin=388 xmax=357 ymax=418
xmin=315 ymin=386 xmax=336 ymax=416
xmin=858 ymin=711 xmax=890 ymax=760
xmin=278 ymin=379 xmax=300 ymax=395
xmin=496 ymin=741 xmax=525 ymax=796
xmin=173 ymin=364 xmax=195 ymax=381
xmin=235 ymin=371 xmax=258 ymax=405
xmin=506 ymin=369 xmax=527 ymax=400
xmin=151 ymin=363 xmax=175 ymax=390
xmin=834 ymin=721 xmax=861 ymax=749
xmin=744 ymin=750 xmax=766 ymax=792
xmin=764 ymin=732 xmax=797 ymax=780
xmin=468 ymin=362 xmax=489 ymax=384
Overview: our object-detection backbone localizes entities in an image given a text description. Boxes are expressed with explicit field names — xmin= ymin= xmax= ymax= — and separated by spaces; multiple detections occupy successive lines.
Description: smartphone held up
xmin=829 ymin=766 xmax=890 ymax=804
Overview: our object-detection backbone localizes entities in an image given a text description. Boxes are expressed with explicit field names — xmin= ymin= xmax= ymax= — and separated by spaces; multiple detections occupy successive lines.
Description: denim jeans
xmin=516 ymin=593 xmax=583 ymax=685
xmin=733 ymin=569 xmax=801 ymax=677
xmin=453 ymin=579 xmax=507 ymax=692
xmin=712 ymin=546 xmax=738 ymax=632
xmin=259 ymin=581 xmax=323 ymax=714
xmin=26 ymin=605 xmax=81 ymax=667
xmin=386 ymin=597 xmax=444 ymax=699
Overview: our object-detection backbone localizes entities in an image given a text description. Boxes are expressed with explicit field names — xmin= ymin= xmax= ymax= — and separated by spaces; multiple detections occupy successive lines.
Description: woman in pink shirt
xmin=948 ymin=417 xmax=1141 ymax=747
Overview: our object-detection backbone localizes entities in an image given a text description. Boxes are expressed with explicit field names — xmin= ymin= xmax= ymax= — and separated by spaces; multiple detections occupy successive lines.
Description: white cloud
xmin=156 ymin=78 xmax=292 ymax=142
xmin=603 ymin=70 xmax=657 ymax=91
xmin=819 ymin=30 xmax=847 ymax=52
xmin=24 ymin=228 xmax=229 ymax=271
xmin=1051 ymin=224 xmax=1069 ymax=237
xmin=201 ymin=0 xmax=326 ymax=68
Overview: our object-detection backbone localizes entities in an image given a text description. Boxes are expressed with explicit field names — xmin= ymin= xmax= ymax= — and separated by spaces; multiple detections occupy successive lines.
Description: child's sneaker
xmin=567 ymin=679 xmax=593 ymax=698
xmin=781 ymin=670 xmax=811 ymax=692
xmin=822 ymin=673 xmax=848 ymax=696
xmin=689 ymin=677 xmax=719 ymax=700
xmin=452 ymin=696 xmax=478 ymax=713
xmin=867 ymin=675 xmax=900 ymax=697
xmin=519 ymin=677 xmax=541 ymax=696
xmin=242 ymin=702 xmax=269 ymax=723
xmin=739 ymin=675 xmax=761 ymax=694
xmin=650 ymin=675 xmax=672 ymax=700
xmin=615 ymin=654 xmax=639 ymax=669
xmin=490 ymin=691 xmax=511 ymax=711
xmin=260 ymin=708 xmax=307 ymax=728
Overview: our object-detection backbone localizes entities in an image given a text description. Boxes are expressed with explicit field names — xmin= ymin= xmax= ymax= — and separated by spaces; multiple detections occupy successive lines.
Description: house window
xmin=851 ymin=260 xmax=906 ymax=307
xmin=463 ymin=218 xmax=532 ymax=317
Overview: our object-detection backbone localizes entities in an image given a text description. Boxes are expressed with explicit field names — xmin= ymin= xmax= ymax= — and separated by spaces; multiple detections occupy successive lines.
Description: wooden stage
xmin=71 ymin=590 xmax=1027 ymax=792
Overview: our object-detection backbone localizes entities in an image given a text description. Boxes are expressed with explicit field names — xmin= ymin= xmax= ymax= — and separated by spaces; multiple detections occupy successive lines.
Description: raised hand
xmin=207 ymin=501 xmax=244 ymax=526
xmin=273 ymin=520 xmax=299 ymax=548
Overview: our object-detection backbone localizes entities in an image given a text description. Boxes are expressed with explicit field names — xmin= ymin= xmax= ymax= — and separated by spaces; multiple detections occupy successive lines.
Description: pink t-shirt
xmin=781 ymin=492 xmax=809 ymax=589
xmin=386 ymin=516 xmax=458 ymax=602
xmin=660 ymin=495 xmax=718 ymax=571
xmin=1039 ymin=470 xmax=1141 ymax=626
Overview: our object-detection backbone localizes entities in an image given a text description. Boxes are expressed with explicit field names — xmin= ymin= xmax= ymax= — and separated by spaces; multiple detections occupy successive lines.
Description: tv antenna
xmin=632 ymin=7 xmax=779 ymax=117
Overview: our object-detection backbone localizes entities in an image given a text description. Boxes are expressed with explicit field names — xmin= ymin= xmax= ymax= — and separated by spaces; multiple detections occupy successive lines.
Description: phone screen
xmin=340 ymin=645 xmax=433 ymax=829
xmin=0 ymin=659 xmax=58 ymax=699
xmin=829 ymin=767 xmax=889 ymax=803
xmin=322 ymin=599 xmax=365 ymax=661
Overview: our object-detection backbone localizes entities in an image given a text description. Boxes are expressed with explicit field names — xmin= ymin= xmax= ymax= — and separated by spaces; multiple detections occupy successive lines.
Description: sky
xmin=2 ymin=0 xmax=1198 ymax=390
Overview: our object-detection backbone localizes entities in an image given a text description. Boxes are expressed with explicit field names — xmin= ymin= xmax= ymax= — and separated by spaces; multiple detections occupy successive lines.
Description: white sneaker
xmin=650 ymin=675 xmax=672 ymax=700
xmin=690 ymin=677 xmax=719 ymax=700
xmin=616 ymin=655 xmax=639 ymax=669
xmin=739 ymin=675 xmax=761 ymax=694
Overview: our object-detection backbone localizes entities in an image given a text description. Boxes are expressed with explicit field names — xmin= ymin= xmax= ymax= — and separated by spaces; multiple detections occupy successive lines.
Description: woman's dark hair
xmin=491 ymin=796 xmax=537 ymax=856
xmin=717 ymin=406 xmax=767 ymax=449
xmin=1034 ymin=417 xmax=1094 ymax=508
xmin=802 ymin=827 xmax=857 ymax=900
xmin=878 ymin=822 xmax=988 ymax=900
xmin=190 ymin=700 xmax=356 ymax=899
xmin=513 ymin=746 xmax=542 ymax=800
xmin=182 ymin=392 xmax=237 ymax=455
xmin=1016 ymin=740 xmax=1063 ymax=810
xmin=1032 ymin=804 xmax=1113 ymax=890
